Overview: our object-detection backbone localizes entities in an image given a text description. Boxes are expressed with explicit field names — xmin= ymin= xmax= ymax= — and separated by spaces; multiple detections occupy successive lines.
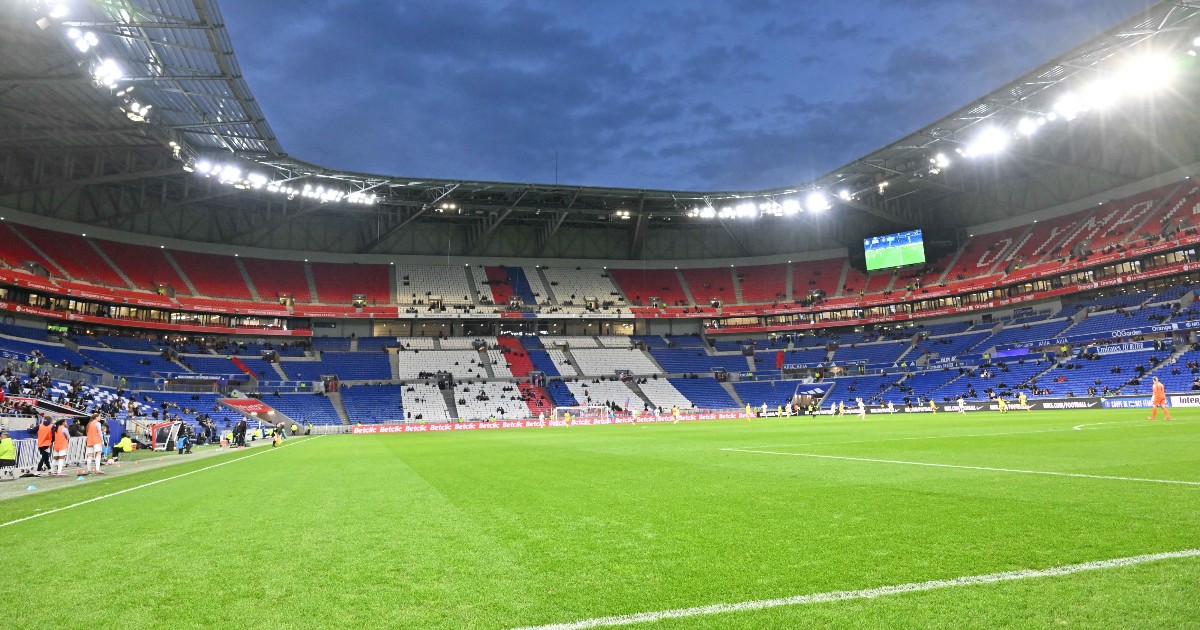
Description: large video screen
xmin=864 ymin=229 xmax=925 ymax=271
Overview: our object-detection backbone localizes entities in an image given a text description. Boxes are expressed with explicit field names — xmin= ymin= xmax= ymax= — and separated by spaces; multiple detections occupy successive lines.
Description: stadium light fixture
xmin=699 ymin=207 xmax=716 ymax=219
xmin=781 ymin=198 xmax=802 ymax=215
xmin=1017 ymin=117 xmax=1038 ymax=136
xmin=1053 ymin=92 xmax=1084 ymax=120
xmin=837 ymin=189 xmax=852 ymax=201
xmin=92 ymin=58 xmax=122 ymax=88
xmin=963 ymin=127 xmax=1010 ymax=158
xmin=1117 ymin=53 xmax=1176 ymax=94
xmin=735 ymin=202 xmax=756 ymax=218
xmin=805 ymin=191 xmax=831 ymax=212
xmin=49 ymin=4 xmax=69 ymax=19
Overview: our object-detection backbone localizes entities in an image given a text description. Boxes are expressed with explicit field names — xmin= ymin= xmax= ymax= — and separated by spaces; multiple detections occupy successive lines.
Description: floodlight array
xmin=959 ymin=52 xmax=1186 ymax=159
xmin=190 ymin=160 xmax=377 ymax=205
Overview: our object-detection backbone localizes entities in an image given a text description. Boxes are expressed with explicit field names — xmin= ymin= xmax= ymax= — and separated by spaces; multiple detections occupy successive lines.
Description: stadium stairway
xmin=235 ymin=258 xmax=263 ymax=302
xmin=441 ymin=387 xmax=460 ymax=420
xmin=676 ymin=269 xmax=697 ymax=305
xmin=162 ymin=251 xmax=201 ymax=295
xmin=534 ymin=267 xmax=558 ymax=305
xmin=619 ymin=380 xmax=656 ymax=410
xmin=326 ymin=390 xmax=351 ymax=424
xmin=722 ymin=381 xmax=744 ymax=407
xmin=87 ymin=240 xmax=137 ymax=288
xmin=731 ymin=268 xmax=744 ymax=304
xmin=464 ymin=266 xmax=486 ymax=304
xmin=271 ymin=363 xmax=289 ymax=380
xmin=304 ymin=263 xmax=320 ymax=303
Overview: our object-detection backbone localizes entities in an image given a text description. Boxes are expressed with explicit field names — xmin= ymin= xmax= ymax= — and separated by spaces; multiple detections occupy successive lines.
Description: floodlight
xmin=1082 ymin=78 xmax=1120 ymax=110
xmin=735 ymin=202 xmax=756 ymax=218
xmin=781 ymin=198 xmax=802 ymax=214
xmin=67 ymin=27 xmax=80 ymax=39
xmin=699 ymin=207 xmax=716 ymax=219
xmin=933 ymin=153 xmax=950 ymax=168
xmin=1194 ymin=36 xmax=1200 ymax=47
xmin=837 ymin=189 xmax=852 ymax=201
xmin=805 ymin=191 xmax=830 ymax=212
xmin=1053 ymin=92 xmax=1083 ymax=120
xmin=194 ymin=160 xmax=212 ymax=174
xmin=1118 ymin=53 xmax=1175 ymax=93
xmin=49 ymin=4 xmax=69 ymax=18
xmin=1017 ymin=117 xmax=1038 ymax=136
xmin=964 ymin=127 xmax=1010 ymax=157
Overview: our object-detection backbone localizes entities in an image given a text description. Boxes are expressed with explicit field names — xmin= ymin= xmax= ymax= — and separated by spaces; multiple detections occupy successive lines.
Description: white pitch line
xmin=0 ymin=436 xmax=322 ymax=529
xmin=735 ymin=420 xmax=1160 ymax=450
xmin=510 ymin=548 xmax=1200 ymax=630
xmin=720 ymin=448 xmax=1200 ymax=486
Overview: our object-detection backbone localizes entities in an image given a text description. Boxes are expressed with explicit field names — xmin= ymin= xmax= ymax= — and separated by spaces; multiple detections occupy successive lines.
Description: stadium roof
xmin=1 ymin=0 xmax=1199 ymax=259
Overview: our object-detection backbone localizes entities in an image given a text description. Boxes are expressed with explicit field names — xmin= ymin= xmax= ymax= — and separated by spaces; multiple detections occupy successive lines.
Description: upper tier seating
xmin=542 ymin=267 xmax=626 ymax=306
xmin=82 ymin=349 xmax=183 ymax=378
xmin=283 ymin=352 xmax=392 ymax=381
xmin=792 ymin=258 xmax=844 ymax=298
xmin=682 ymin=268 xmax=736 ymax=305
xmin=1138 ymin=184 xmax=1199 ymax=237
xmin=1061 ymin=307 xmax=1172 ymax=338
xmin=610 ymin=268 xmax=689 ymax=306
xmin=169 ymin=250 xmax=251 ymax=300
xmin=473 ymin=266 xmax=498 ymax=304
xmin=841 ymin=267 xmax=867 ymax=296
xmin=310 ymin=262 xmax=391 ymax=304
xmin=977 ymin=319 xmax=1072 ymax=350
xmin=517 ymin=267 xmax=550 ymax=305
xmin=395 ymin=264 xmax=473 ymax=306
xmin=15 ymin=226 xmax=127 ymax=287
xmin=93 ymin=240 xmax=191 ymax=294
xmin=737 ymin=264 xmax=788 ymax=304
xmin=830 ymin=341 xmax=909 ymax=365
xmin=242 ymin=258 xmax=311 ymax=302
xmin=912 ymin=332 xmax=992 ymax=360
xmin=863 ymin=271 xmax=892 ymax=294
xmin=650 ymin=349 xmax=750 ymax=374
xmin=0 ymin=223 xmax=62 ymax=276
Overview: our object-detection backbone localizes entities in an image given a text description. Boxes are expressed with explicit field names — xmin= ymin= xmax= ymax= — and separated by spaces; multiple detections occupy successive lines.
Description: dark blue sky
xmin=222 ymin=1 xmax=1146 ymax=191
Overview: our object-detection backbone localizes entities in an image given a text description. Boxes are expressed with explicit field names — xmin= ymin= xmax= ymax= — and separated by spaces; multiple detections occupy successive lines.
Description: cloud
xmin=221 ymin=0 xmax=1154 ymax=190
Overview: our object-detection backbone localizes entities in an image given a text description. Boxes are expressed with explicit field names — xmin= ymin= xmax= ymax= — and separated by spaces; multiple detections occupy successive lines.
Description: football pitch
xmin=865 ymin=241 xmax=925 ymax=271
xmin=3 ymin=409 xmax=1198 ymax=629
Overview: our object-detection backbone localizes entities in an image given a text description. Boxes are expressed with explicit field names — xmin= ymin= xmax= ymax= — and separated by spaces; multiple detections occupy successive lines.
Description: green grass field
xmin=865 ymin=241 xmax=925 ymax=271
xmin=3 ymin=409 xmax=1198 ymax=629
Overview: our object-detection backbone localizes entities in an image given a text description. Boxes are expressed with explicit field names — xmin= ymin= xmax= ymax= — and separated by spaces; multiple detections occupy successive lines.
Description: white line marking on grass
xmin=510 ymin=548 xmax=1200 ymax=630
xmin=0 ymin=436 xmax=322 ymax=529
xmin=737 ymin=421 xmax=1159 ymax=450
xmin=721 ymin=448 xmax=1200 ymax=486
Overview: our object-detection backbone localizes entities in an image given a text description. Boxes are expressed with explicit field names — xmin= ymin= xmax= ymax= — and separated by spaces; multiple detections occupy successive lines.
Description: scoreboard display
xmin=864 ymin=229 xmax=926 ymax=271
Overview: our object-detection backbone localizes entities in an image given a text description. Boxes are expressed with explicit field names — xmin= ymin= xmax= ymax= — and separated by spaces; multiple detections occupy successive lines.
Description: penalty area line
xmin=0 ymin=435 xmax=323 ymax=529
xmin=721 ymin=448 xmax=1200 ymax=486
xmin=510 ymin=548 xmax=1200 ymax=630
